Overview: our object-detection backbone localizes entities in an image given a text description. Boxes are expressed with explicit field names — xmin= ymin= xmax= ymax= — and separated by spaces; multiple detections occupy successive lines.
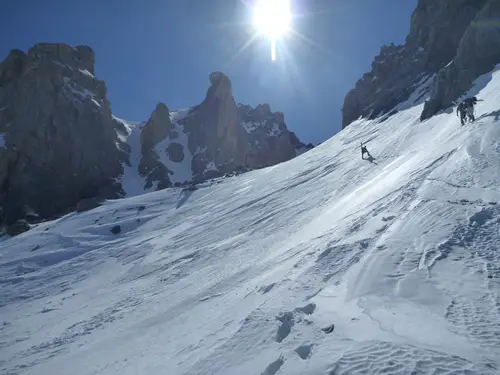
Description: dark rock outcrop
xmin=0 ymin=43 xmax=128 ymax=225
xmin=237 ymin=103 xmax=310 ymax=169
xmin=166 ymin=143 xmax=184 ymax=163
xmin=6 ymin=220 xmax=30 ymax=236
xmin=341 ymin=0 xmax=496 ymax=128
xmin=110 ymin=225 xmax=121 ymax=234
xmin=140 ymin=103 xmax=174 ymax=150
xmin=180 ymin=71 xmax=247 ymax=180
xmin=76 ymin=197 xmax=105 ymax=213
xmin=138 ymin=103 xmax=175 ymax=189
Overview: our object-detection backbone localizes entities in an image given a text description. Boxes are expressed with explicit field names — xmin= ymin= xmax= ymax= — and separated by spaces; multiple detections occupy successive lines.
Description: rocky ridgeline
xmin=0 ymin=43 xmax=128 ymax=232
xmin=0 ymin=44 xmax=312 ymax=234
xmin=342 ymin=0 xmax=500 ymax=128
xmin=138 ymin=71 xmax=313 ymax=189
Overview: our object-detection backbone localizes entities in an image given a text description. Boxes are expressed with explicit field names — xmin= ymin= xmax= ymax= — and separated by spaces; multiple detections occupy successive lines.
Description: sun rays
xmin=252 ymin=0 xmax=291 ymax=60
xmin=217 ymin=0 xmax=337 ymax=75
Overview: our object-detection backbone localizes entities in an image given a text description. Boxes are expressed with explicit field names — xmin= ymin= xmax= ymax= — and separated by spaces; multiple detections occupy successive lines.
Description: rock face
xmin=137 ymin=71 xmax=312 ymax=188
xmin=181 ymin=71 xmax=246 ymax=181
xmin=166 ymin=143 xmax=184 ymax=163
xmin=138 ymin=103 xmax=175 ymax=190
xmin=76 ymin=197 xmax=105 ymax=213
xmin=421 ymin=1 xmax=500 ymax=119
xmin=237 ymin=103 xmax=312 ymax=168
xmin=341 ymin=0 xmax=499 ymax=128
xmin=0 ymin=43 xmax=128 ymax=225
xmin=6 ymin=220 xmax=30 ymax=237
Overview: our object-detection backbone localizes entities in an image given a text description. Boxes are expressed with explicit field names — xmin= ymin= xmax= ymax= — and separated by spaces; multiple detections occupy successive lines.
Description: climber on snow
xmin=457 ymin=96 xmax=483 ymax=125
xmin=457 ymin=102 xmax=467 ymax=126
xmin=360 ymin=142 xmax=372 ymax=160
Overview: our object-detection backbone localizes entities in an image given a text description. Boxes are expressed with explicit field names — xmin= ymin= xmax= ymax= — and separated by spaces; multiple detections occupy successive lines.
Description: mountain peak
xmin=206 ymin=71 xmax=234 ymax=104
xmin=27 ymin=43 xmax=96 ymax=75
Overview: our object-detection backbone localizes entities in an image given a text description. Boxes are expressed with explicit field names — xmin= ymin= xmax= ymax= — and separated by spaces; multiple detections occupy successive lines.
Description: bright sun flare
xmin=253 ymin=0 xmax=291 ymax=60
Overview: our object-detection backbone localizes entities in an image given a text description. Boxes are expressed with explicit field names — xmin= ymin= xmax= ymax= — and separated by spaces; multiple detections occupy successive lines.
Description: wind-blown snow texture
xmin=1 ymin=66 xmax=500 ymax=374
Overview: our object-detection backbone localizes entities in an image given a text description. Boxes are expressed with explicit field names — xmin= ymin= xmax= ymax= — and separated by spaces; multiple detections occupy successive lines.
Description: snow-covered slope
xmin=1 ymin=66 xmax=500 ymax=374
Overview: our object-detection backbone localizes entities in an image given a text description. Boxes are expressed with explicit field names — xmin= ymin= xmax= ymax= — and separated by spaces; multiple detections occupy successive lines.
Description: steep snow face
xmin=1 ymin=67 xmax=500 ymax=374
xmin=114 ymin=117 xmax=152 ymax=197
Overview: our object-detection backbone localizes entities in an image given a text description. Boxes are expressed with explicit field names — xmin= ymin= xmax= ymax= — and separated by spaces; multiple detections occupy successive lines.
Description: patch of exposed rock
xmin=166 ymin=143 xmax=184 ymax=162
xmin=180 ymin=71 xmax=246 ymax=180
xmin=138 ymin=103 xmax=175 ymax=189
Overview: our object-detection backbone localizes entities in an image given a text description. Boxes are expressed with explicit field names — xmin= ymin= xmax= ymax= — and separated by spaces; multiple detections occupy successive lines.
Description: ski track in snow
xmin=1 ymin=67 xmax=500 ymax=374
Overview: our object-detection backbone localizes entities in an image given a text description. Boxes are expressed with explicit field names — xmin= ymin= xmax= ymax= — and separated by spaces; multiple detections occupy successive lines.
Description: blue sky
xmin=0 ymin=0 xmax=417 ymax=144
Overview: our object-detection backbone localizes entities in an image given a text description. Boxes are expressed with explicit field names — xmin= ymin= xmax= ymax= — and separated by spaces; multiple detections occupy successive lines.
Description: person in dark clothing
xmin=457 ymin=96 xmax=483 ymax=125
xmin=361 ymin=142 xmax=371 ymax=159
xmin=457 ymin=102 xmax=467 ymax=126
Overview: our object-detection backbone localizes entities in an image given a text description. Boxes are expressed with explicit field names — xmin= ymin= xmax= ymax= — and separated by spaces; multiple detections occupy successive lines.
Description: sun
xmin=252 ymin=0 xmax=291 ymax=60
xmin=253 ymin=0 xmax=291 ymax=39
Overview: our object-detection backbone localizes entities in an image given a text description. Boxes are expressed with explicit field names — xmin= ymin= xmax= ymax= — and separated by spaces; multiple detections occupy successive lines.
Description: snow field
xmin=1 ymin=66 xmax=500 ymax=374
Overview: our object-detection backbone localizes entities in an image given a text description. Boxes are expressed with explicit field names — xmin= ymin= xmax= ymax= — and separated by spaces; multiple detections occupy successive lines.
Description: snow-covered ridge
xmin=2 ymin=65 xmax=499 ymax=375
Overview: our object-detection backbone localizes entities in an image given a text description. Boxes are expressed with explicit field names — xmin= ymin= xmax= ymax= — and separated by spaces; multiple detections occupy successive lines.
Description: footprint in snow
xmin=275 ymin=311 xmax=294 ymax=343
xmin=261 ymin=355 xmax=284 ymax=375
xmin=294 ymin=302 xmax=316 ymax=315
xmin=258 ymin=283 xmax=276 ymax=294
xmin=199 ymin=293 xmax=223 ymax=302
xmin=295 ymin=343 xmax=313 ymax=360
xmin=40 ymin=307 xmax=57 ymax=314
xmin=469 ymin=209 xmax=493 ymax=226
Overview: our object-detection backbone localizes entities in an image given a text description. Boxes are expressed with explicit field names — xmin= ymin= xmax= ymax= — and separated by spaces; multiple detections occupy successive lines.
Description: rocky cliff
xmin=342 ymin=0 xmax=500 ymax=128
xmin=0 ymin=43 xmax=311 ymax=230
xmin=134 ymin=71 xmax=312 ymax=190
xmin=0 ymin=43 xmax=128 ymax=227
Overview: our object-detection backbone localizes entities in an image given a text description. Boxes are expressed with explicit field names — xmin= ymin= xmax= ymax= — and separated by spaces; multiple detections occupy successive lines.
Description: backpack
xmin=464 ymin=97 xmax=477 ymax=106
